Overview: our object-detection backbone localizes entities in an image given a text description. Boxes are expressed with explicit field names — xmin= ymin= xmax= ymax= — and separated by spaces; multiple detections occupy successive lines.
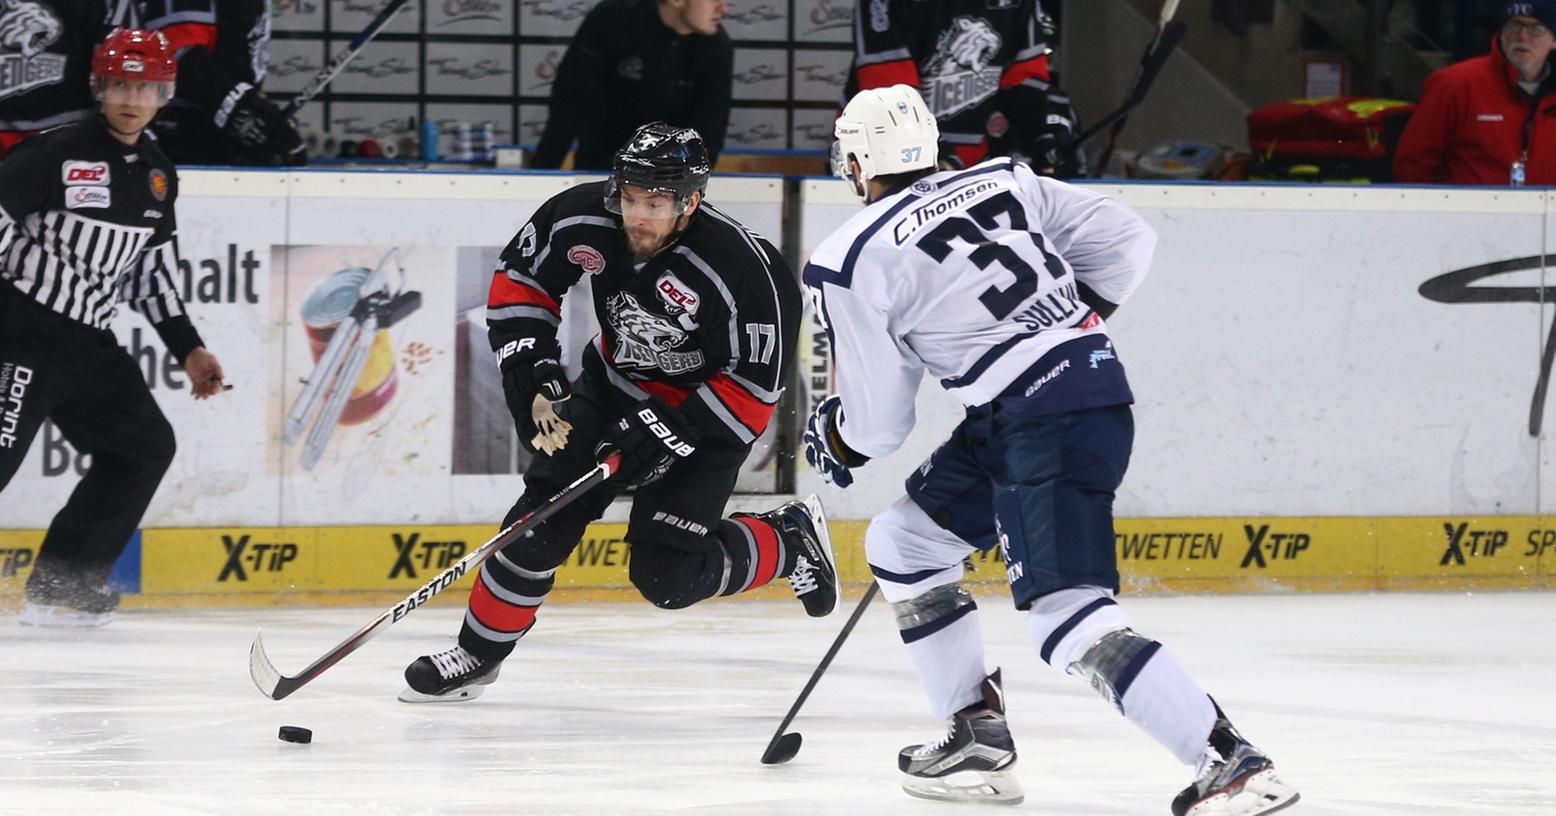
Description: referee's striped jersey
xmin=0 ymin=116 xmax=202 ymax=361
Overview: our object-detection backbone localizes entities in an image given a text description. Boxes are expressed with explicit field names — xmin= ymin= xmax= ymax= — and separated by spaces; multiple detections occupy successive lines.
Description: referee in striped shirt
xmin=0 ymin=28 xmax=225 ymax=627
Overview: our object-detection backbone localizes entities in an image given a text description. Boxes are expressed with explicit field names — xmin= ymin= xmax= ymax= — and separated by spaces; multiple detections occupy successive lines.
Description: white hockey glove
xmin=803 ymin=395 xmax=867 ymax=488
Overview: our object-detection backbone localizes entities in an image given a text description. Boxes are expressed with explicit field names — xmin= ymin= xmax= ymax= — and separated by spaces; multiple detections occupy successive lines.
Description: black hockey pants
xmin=0 ymin=285 xmax=176 ymax=593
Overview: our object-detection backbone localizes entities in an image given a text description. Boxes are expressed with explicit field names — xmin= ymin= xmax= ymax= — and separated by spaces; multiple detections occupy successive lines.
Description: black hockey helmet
xmin=604 ymin=122 xmax=711 ymax=215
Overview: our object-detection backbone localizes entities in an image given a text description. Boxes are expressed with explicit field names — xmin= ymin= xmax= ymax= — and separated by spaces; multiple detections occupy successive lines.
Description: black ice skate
xmin=1171 ymin=705 xmax=1299 ymax=816
xmin=898 ymin=669 xmax=1023 ymax=805
xmin=753 ymin=494 xmax=839 ymax=617
xmin=398 ymin=645 xmax=502 ymax=703
xmin=20 ymin=569 xmax=119 ymax=628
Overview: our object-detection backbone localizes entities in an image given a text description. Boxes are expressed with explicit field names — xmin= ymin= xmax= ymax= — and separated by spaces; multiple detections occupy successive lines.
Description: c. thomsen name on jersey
xmin=890 ymin=179 xmax=1004 ymax=244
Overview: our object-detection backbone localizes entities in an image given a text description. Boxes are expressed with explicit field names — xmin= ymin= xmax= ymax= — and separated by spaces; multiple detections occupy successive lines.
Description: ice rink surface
xmin=2 ymin=591 xmax=1553 ymax=815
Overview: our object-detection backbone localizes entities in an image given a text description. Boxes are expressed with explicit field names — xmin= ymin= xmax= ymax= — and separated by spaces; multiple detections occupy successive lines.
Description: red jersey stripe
xmin=857 ymin=59 xmax=921 ymax=90
xmin=999 ymin=54 xmax=1050 ymax=88
xmin=704 ymin=373 xmax=776 ymax=435
xmin=488 ymin=273 xmax=560 ymax=314
xmin=157 ymin=22 xmax=218 ymax=52
xmin=638 ymin=379 xmax=692 ymax=407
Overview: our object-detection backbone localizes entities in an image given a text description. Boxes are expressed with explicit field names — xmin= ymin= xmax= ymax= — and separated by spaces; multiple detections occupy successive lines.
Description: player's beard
xmin=624 ymin=215 xmax=685 ymax=258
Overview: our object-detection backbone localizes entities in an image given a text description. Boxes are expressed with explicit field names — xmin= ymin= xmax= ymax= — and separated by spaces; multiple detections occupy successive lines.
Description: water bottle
xmin=420 ymin=117 xmax=440 ymax=161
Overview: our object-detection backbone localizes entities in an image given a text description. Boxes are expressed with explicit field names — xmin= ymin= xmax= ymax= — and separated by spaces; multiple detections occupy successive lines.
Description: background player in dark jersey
xmin=531 ymin=0 xmax=732 ymax=170
xmin=0 ymin=28 xmax=226 ymax=626
xmin=400 ymin=123 xmax=836 ymax=702
xmin=846 ymin=0 xmax=1084 ymax=177
xmin=139 ymin=0 xmax=302 ymax=165
xmin=0 ymin=0 xmax=138 ymax=158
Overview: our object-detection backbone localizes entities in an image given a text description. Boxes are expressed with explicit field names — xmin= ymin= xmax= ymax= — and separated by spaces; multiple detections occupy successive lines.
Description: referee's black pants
xmin=0 ymin=286 xmax=176 ymax=592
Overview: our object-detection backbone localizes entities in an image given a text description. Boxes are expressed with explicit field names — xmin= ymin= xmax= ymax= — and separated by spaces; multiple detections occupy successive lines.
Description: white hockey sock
xmin=1115 ymin=643 xmax=1217 ymax=765
xmin=1027 ymin=586 xmax=1215 ymax=765
xmin=901 ymin=602 xmax=989 ymax=720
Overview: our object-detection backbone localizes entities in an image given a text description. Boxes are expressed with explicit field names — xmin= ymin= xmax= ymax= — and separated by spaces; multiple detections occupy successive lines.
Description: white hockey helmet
xmin=832 ymin=84 xmax=939 ymax=194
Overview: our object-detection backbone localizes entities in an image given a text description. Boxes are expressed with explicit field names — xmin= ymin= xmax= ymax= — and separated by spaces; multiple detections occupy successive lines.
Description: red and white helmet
xmin=91 ymin=28 xmax=177 ymax=102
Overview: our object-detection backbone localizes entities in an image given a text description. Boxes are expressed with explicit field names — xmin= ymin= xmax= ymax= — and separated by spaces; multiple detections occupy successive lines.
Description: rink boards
xmin=7 ymin=174 xmax=1556 ymax=606
xmin=3 ymin=515 xmax=1554 ymax=607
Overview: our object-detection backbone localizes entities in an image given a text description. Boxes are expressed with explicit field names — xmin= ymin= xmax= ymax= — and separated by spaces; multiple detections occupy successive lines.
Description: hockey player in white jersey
xmin=803 ymin=85 xmax=1299 ymax=815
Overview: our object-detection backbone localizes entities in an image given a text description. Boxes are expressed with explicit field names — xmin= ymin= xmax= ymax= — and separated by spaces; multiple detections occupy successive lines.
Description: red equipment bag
xmin=1246 ymin=96 xmax=1415 ymax=181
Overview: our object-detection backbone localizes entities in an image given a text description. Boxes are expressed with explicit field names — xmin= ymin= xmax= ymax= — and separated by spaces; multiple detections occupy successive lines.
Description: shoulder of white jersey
xmin=806 ymin=158 xmax=1022 ymax=289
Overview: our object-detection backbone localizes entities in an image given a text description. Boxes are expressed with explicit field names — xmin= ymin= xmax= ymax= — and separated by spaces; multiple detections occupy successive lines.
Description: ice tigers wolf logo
xmin=920 ymin=16 xmax=1003 ymax=119
xmin=606 ymin=291 xmax=705 ymax=374
xmin=0 ymin=0 xmax=65 ymax=100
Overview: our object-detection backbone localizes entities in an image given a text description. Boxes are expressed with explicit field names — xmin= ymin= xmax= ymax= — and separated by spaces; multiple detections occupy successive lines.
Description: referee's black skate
xmin=1172 ymin=705 xmax=1299 ymax=816
xmin=19 ymin=568 xmax=119 ymax=627
xmin=398 ymin=645 xmax=502 ymax=703
xmin=747 ymin=494 xmax=839 ymax=617
xmin=899 ymin=669 xmax=1023 ymax=805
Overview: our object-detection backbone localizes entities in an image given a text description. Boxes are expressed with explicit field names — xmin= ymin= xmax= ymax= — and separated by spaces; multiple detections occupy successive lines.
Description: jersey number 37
xmin=916 ymin=191 xmax=1066 ymax=320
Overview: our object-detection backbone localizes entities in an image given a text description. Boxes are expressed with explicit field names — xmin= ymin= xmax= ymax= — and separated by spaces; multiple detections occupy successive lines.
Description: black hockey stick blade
xmin=761 ymin=732 xmax=803 ymax=765
xmin=282 ymin=0 xmax=413 ymax=116
xmin=760 ymin=582 xmax=879 ymax=764
xmin=248 ymin=452 xmax=622 ymax=700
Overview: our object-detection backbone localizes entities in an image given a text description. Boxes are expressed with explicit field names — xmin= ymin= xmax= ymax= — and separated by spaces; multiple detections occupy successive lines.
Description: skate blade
xmin=19 ymin=603 xmax=114 ymax=628
xmin=1184 ymin=768 xmax=1300 ymax=816
xmin=901 ymin=769 xmax=1024 ymax=806
xmin=396 ymin=683 xmax=488 ymax=703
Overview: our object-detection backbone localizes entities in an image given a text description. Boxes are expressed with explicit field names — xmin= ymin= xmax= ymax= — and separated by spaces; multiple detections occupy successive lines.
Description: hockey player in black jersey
xmin=0 ymin=0 xmax=139 ymax=158
xmin=140 ymin=0 xmax=302 ymax=165
xmin=845 ymin=0 xmax=1084 ymax=177
xmin=0 ymin=28 xmax=226 ymax=626
xmin=399 ymin=122 xmax=837 ymax=703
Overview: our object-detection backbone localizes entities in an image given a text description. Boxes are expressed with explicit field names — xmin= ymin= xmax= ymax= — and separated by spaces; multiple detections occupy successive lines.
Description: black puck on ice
xmin=278 ymin=726 xmax=313 ymax=744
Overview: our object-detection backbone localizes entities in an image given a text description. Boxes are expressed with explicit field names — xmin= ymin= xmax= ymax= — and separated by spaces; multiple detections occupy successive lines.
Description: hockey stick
xmin=248 ymin=452 xmax=622 ymax=701
xmin=760 ymin=581 xmax=879 ymax=764
xmin=1071 ymin=0 xmax=1186 ymax=174
xmin=280 ymin=0 xmax=413 ymax=117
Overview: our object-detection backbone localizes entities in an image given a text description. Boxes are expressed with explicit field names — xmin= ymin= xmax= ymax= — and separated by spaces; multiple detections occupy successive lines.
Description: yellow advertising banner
xmin=141 ymin=528 xmax=320 ymax=594
xmin=0 ymin=530 xmax=44 ymax=600
xmin=3 ymin=515 xmax=1550 ymax=608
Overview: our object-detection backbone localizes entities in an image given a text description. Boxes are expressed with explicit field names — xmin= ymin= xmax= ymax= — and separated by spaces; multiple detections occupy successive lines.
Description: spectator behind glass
xmin=530 ymin=0 xmax=732 ymax=170
xmin=1394 ymin=0 xmax=1556 ymax=185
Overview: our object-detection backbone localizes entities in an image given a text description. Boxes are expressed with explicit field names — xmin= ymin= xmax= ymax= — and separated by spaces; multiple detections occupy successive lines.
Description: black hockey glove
xmin=1027 ymin=95 xmax=1085 ymax=179
xmin=499 ymin=347 xmax=572 ymax=455
xmin=214 ymin=83 xmax=305 ymax=164
xmin=602 ymin=398 xmax=703 ymax=487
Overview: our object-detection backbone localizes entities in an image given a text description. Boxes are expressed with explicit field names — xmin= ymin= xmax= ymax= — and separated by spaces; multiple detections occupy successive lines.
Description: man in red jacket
xmin=1395 ymin=1 xmax=1556 ymax=185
